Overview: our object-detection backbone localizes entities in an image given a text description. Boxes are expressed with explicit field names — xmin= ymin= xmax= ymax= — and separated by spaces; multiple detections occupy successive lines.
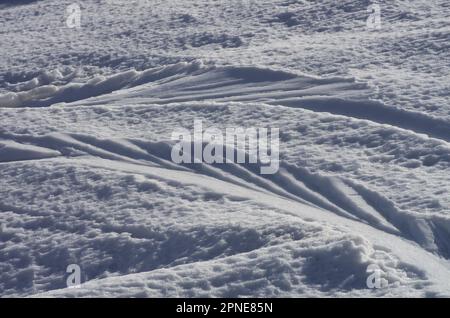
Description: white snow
xmin=0 ymin=0 xmax=449 ymax=297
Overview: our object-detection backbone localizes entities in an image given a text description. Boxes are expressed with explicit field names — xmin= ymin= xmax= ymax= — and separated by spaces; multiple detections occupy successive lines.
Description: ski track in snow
xmin=0 ymin=0 xmax=450 ymax=297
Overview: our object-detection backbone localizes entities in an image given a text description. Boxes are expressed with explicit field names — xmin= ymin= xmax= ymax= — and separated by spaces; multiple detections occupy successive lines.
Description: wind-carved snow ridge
xmin=1 ymin=0 xmax=450 ymax=298
xmin=3 ymin=61 xmax=449 ymax=144
xmin=2 ymin=129 xmax=449 ymax=259
xmin=0 ymin=62 xmax=204 ymax=108
xmin=1 ymin=61 xmax=450 ymax=297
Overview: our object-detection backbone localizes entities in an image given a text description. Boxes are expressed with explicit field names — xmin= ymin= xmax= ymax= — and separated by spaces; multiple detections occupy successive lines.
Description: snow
xmin=0 ymin=140 xmax=60 ymax=162
xmin=0 ymin=0 xmax=450 ymax=297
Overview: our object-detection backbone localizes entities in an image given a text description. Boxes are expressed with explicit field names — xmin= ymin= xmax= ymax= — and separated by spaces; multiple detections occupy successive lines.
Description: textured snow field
xmin=0 ymin=0 xmax=450 ymax=297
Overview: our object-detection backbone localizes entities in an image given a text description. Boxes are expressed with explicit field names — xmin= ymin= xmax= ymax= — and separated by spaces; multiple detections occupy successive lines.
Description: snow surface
xmin=0 ymin=0 xmax=450 ymax=297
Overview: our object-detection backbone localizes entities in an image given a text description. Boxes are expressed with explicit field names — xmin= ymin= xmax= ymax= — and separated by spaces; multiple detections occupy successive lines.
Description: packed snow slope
xmin=0 ymin=0 xmax=450 ymax=297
